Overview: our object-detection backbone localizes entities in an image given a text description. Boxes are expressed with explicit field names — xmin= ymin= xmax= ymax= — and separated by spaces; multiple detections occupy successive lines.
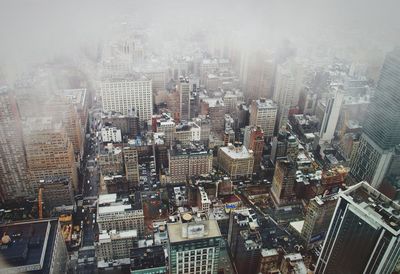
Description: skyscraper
xmin=179 ymin=78 xmax=190 ymax=122
xmin=316 ymin=182 xmax=400 ymax=274
xmin=0 ymin=88 xmax=31 ymax=203
xmin=23 ymin=117 xmax=78 ymax=191
xmin=273 ymin=64 xmax=296 ymax=132
xmin=349 ymin=48 xmax=400 ymax=187
xmin=319 ymin=88 xmax=344 ymax=144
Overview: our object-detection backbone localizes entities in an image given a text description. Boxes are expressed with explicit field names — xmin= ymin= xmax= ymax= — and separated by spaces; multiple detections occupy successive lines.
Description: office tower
xmin=249 ymin=99 xmax=277 ymax=139
xmin=95 ymin=229 xmax=137 ymax=261
xmin=23 ymin=117 xmax=78 ymax=191
xmin=0 ymin=219 xmax=68 ymax=273
xmin=239 ymin=50 xmax=275 ymax=100
xmin=316 ymin=182 xmax=400 ymax=274
xmin=301 ymin=195 xmax=338 ymax=247
xmin=349 ymin=49 xmax=400 ymax=188
xmin=167 ymin=218 xmax=222 ymax=274
xmin=97 ymin=193 xmax=145 ymax=236
xmin=243 ymin=126 xmax=264 ymax=172
xmin=218 ymin=144 xmax=254 ymax=179
xmin=179 ymin=78 xmax=190 ymax=122
xmin=319 ymin=89 xmax=344 ymax=144
xmin=273 ymin=64 xmax=296 ymax=132
xmin=130 ymin=245 xmax=167 ymax=274
xmin=0 ymin=88 xmax=31 ymax=203
xmin=227 ymin=210 xmax=260 ymax=271
xmin=45 ymin=94 xmax=85 ymax=160
xmin=271 ymin=158 xmax=296 ymax=205
xmin=101 ymin=77 xmax=153 ymax=123
xmin=63 ymin=88 xmax=89 ymax=156
xmin=168 ymin=143 xmax=213 ymax=184
xmin=124 ymin=146 xmax=140 ymax=187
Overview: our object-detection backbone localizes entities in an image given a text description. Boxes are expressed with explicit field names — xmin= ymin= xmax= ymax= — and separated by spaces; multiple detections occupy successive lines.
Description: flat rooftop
xmin=219 ymin=144 xmax=253 ymax=159
xmin=98 ymin=192 xmax=142 ymax=215
xmin=343 ymin=181 xmax=400 ymax=235
xmin=167 ymin=219 xmax=221 ymax=243
xmin=0 ymin=219 xmax=59 ymax=274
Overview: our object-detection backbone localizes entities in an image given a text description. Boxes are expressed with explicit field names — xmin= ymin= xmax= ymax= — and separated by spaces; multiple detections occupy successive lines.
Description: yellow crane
xmin=38 ymin=187 xmax=43 ymax=219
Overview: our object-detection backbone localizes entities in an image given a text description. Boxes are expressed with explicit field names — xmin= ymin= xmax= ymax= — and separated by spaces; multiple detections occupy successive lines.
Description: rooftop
xmin=130 ymin=245 xmax=166 ymax=271
xmin=0 ymin=219 xmax=59 ymax=274
xmin=98 ymin=192 xmax=142 ymax=215
xmin=343 ymin=181 xmax=400 ymax=235
xmin=167 ymin=219 xmax=221 ymax=243
xmin=219 ymin=144 xmax=253 ymax=159
xmin=254 ymin=98 xmax=277 ymax=109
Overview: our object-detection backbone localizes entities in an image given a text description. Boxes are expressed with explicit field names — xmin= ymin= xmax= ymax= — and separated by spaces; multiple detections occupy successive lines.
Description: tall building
xmin=243 ymin=126 xmax=264 ymax=172
xmin=218 ymin=144 xmax=254 ymax=179
xmin=319 ymin=89 xmax=345 ymax=144
xmin=23 ymin=117 xmax=78 ymax=191
xmin=316 ymin=182 xmax=400 ymax=274
xmin=0 ymin=219 xmax=68 ymax=274
xmin=178 ymin=78 xmax=191 ymax=122
xmin=123 ymin=146 xmax=140 ymax=187
xmin=271 ymin=158 xmax=296 ymax=205
xmin=249 ymin=99 xmax=277 ymax=139
xmin=349 ymin=49 xmax=400 ymax=188
xmin=273 ymin=64 xmax=296 ymax=132
xmin=0 ymin=88 xmax=31 ymax=202
xmin=301 ymin=195 xmax=338 ymax=247
xmin=101 ymin=77 xmax=153 ymax=123
xmin=167 ymin=218 xmax=222 ymax=274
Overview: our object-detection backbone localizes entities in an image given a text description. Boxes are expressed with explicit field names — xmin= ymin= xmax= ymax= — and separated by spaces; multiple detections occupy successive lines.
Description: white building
xmin=319 ymin=88 xmax=345 ymax=144
xmin=97 ymin=193 xmax=145 ymax=236
xmin=101 ymin=127 xmax=122 ymax=143
xmin=95 ymin=229 xmax=137 ymax=261
xmin=249 ymin=98 xmax=277 ymax=138
xmin=198 ymin=187 xmax=211 ymax=212
xmin=101 ymin=77 xmax=153 ymax=123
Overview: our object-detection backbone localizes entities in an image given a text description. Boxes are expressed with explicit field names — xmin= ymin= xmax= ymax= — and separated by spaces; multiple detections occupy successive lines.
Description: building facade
xmin=167 ymin=219 xmax=222 ymax=274
xmin=101 ymin=77 xmax=153 ymax=123
xmin=249 ymin=99 xmax=277 ymax=139
xmin=217 ymin=144 xmax=254 ymax=179
xmin=316 ymin=182 xmax=400 ymax=274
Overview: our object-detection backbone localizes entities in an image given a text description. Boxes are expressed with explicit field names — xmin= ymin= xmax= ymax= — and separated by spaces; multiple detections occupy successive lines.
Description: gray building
xmin=349 ymin=48 xmax=400 ymax=188
xmin=316 ymin=182 xmax=400 ymax=274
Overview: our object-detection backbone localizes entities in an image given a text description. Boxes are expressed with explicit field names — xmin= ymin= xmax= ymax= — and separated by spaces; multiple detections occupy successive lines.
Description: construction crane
xmin=38 ymin=187 xmax=43 ymax=219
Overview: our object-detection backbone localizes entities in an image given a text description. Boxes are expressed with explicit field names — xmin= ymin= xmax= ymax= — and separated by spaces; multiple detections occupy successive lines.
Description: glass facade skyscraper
xmin=349 ymin=48 xmax=400 ymax=187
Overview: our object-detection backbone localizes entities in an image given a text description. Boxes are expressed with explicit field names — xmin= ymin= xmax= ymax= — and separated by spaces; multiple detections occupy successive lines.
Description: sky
xmin=1 ymin=0 xmax=400 ymax=80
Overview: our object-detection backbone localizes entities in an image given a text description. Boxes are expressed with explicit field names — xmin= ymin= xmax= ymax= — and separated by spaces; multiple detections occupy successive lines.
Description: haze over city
xmin=0 ymin=1 xmax=400 ymax=274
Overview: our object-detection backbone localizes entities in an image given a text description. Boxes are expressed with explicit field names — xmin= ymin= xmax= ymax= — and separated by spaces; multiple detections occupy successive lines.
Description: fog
xmin=0 ymin=0 xmax=399 ymax=83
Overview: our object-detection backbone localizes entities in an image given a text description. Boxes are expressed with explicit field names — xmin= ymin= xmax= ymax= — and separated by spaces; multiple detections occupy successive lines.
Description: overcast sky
xmin=1 ymin=0 xmax=399 ymax=80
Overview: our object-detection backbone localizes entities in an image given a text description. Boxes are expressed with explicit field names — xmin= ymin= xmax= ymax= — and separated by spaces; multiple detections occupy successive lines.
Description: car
xmin=87 ymin=180 xmax=90 ymax=184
